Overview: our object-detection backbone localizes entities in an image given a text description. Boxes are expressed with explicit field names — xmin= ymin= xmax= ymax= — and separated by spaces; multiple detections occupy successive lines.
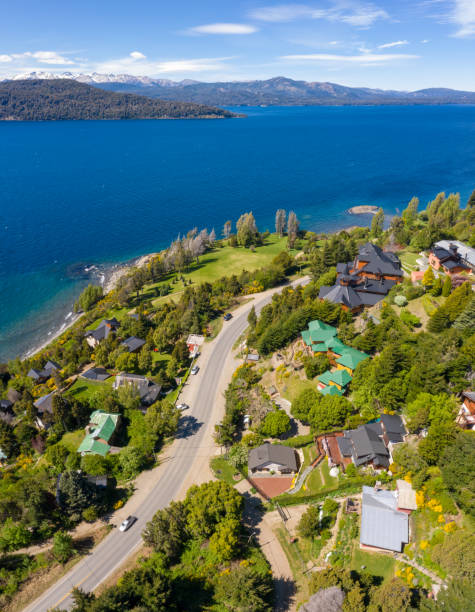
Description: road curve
xmin=25 ymin=277 xmax=308 ymax=612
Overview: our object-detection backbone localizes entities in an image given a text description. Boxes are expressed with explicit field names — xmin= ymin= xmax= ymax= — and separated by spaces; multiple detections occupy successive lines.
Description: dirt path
xmin=236 ymin=480 xmax=296 ymax=612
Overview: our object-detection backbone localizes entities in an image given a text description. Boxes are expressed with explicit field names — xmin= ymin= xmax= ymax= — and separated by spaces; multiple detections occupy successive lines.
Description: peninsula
xmin=0 ymin=79 xmax=237 ymax=121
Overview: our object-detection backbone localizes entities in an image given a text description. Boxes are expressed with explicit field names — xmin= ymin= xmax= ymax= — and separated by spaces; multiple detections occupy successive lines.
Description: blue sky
xmin=1 ymin=1 xmax=474 ymax=90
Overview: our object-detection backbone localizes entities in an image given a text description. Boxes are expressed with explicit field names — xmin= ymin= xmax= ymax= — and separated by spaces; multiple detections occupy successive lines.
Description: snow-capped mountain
xmin=5 ymin=71 xmax=181 ymax=87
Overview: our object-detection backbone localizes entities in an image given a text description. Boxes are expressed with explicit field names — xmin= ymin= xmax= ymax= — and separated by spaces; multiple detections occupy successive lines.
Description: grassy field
xmin=61 ymin=429 xmax=85 ymax=453
xmin=66 ymin=376 xmax=114 ymax=402
xmin=306 ymin=459 xmax=339 ymax=493
xmin=399 ymin=250 xmax=421 ymax=272
xmin=351 ymin=547 xmax=396 ymax=582
xmin=210 ymin=456 xmax=243 ymax=486
xmin=278 ymin=373 xmax=315 ymax=404
xmin=139 ymin=234 xmax=294 ymax=306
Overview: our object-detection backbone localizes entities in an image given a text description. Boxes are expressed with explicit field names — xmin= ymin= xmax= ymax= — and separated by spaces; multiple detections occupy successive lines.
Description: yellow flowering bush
xmin=416 ymin=491 xmax=425 ymax=507
xmin=404 ymin=473 xmax=412 ymax=484
xmin=437 ymin=514 xmax=445 ymax=523
xmin=444 ymin=522 xmax=456 ymax=534
xmin=114 ymin=500 xmax=124 ymax=510
xmin=420 ymin=540 xmax=429 ymax=550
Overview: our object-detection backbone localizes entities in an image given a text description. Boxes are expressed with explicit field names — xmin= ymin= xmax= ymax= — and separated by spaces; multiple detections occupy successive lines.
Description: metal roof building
xmin=360 ymin=485 xmax=409 ymax=552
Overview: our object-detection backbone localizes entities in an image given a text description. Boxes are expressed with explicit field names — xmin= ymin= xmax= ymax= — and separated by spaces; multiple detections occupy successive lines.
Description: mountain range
xmin=0 ymin=79 xmax=236 ymax=121
xmin=5 ymin=72 xmax=475 ymax=106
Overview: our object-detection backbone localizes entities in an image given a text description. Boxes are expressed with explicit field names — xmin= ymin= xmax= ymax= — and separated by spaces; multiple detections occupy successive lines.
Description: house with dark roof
xmin=34 ymin=392 xmax=56 ymax=429
xmin=360 ymin=486 xmax=409 ymax=552
xmin=27 ymin=359 xmax=61 ymax=383
xmin=248 ymin=442 xmax=299 ymax=474
xmin=85 ymin=318 xmax=120 ymax=348
xmin=0 ymin=400 xmax=14 ymax=425
xmin=121 ymin=336 xmax=146 ymax=353
xmin=336 ymin=415 xmax=407 ymax=470
xmin=456 ymin=390 xmax=475 ymax=430
xmin=430 ymin=241 xmax=473 ymax=275
xmin=319 ymin=243 xmax=403 ymax=312
xmin=113 ymin=372 xmax=161 ymax=406
xmin=80 ymin=367 xmax=111 ymax=382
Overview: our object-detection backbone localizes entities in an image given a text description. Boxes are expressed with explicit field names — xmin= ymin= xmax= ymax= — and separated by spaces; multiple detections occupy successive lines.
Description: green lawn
xmin=143 ymin=234 xmax=293 ymax=306
xmin=61 ymin=429 xmax=85 ymax=453
xmin=278 ymin=374 xmax=315 ymax=404
xmin=351 ymin=547 xmax=396 ymax=582
xmin=399 ymin=250 xmax=420 ymax=271
xmin=66 ymin=377 xmax=114 ymax=402
xmin=210 ymin=455 xmax=243 ymax=486
xmin=305 ymin=459 xmax=340 ymax=493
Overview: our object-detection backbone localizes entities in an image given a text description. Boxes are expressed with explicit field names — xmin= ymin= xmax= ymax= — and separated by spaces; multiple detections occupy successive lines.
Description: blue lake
xmin=1 ymin=105 xmax=475 ymax=360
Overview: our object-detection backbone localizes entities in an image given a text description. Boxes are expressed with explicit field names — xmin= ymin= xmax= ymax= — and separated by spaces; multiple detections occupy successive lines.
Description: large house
xmin=429 ymin=240 xmax=475 ymax=274
xmin=336 ymin=414 xmax=407 ymax=470
xmin=301 ymin=320 xmax=369 ymax=395
xmin=456 ymin=390 xmax=475 ymax=430
xmin=113 ymin=372 xmax=161 ymax=406
xmin=77 ymin=410 xmax=120 ymax=457
xmin=27 ymin=360 xmax=61 ymax=383
xmin=85 ymin=318 xmax=120 ymax=348
xmin=248 ymin=443 xmax=299 ymax=475
xmin=319 ymin=243 xmax=403 ymax=313
xmin=360 ymin=486 xmax=409 ymax=552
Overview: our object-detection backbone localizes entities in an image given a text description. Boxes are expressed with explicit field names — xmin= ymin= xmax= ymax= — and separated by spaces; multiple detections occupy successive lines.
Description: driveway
xmin=24 ymin=276 xmax=309 ymax=612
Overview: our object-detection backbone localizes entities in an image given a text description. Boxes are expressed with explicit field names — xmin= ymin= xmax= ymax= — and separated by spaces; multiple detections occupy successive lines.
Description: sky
xmin=1 ymin=0 xmax=475 ymax=90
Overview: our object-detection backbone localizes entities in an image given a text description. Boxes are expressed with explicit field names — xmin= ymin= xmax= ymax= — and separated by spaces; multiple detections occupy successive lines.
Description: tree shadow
xmin=279 ymin=417 xmax=299 ymax=440
xmin=175 ymin=415 xmax=203 ymax=439
xmin=273 ymin=576 xmax=296 ymax=612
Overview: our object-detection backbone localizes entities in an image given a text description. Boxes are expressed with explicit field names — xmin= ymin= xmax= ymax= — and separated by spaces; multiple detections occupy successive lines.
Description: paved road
xmin=25 ymin=277 xmax=308 ymax=612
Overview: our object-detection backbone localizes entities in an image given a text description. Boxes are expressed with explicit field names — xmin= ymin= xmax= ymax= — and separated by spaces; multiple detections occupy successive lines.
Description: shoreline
xmin=17 ymin=218 xmax=366 ymax=362
xmin=23 ymin=252 xmax=157 ymax=360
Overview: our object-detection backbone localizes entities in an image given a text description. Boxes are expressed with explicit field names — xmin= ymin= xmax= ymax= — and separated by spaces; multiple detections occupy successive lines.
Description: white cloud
xmin=129 ymin=51 xmax=146 ymax=60
xmin=249 ymin=2 xmax=388 ymax=27
xmin=281 ymin=52 xmax=420 ymax=64
xmin=452 ymin=0 xmax=475 ymax=37
xmin=421 ymin=39 xmax=430 ymax=43
xmin=94 ymin=54 xmax=233 ymax=76
xmin=29 ymin=51 xmax=74 ymax=65
xmin=0 ymin=54 xmax=12 ymax=62
xmin=153 ymin=58 xmax=234 ymax=73
xmin=189 ymin=23 xmax=257 ymax=35
xmin=249 ymin=5 xmax=314 ymax=22
xmin=378 ymin=40 xmax=409 ymax=48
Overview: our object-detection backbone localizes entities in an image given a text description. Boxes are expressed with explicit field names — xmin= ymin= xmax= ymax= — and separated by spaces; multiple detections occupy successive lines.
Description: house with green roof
xmin=77 ymin=410 xmax=120 ymax=457
xmin=336 ymin=347 xmax=369 ymax=375
xmin=318 ymin=368 xmax=352 ymax=393
xmin=319 ymin=385 xmax=343 ymax=397
xmin=301 ymin=320 xmax=338 ymax=350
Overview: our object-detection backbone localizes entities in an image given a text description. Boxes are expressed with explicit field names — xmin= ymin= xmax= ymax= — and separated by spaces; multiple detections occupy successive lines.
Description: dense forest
xmin=0 ymin=80 xmax=237 ymax=121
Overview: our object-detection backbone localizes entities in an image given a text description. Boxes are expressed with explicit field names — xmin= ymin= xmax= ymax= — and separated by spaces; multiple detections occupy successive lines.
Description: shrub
xmin=82 ymin=506 xmax=99 ymax=522
xmin=394 ymin=295 xmax=408 ymax=307
xmin=297 ymin=505 xmax=321 ymax=538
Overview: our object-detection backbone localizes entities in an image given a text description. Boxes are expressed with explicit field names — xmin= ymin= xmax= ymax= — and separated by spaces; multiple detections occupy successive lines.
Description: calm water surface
xmin=1 ymin=105 xmax=475 ymax=360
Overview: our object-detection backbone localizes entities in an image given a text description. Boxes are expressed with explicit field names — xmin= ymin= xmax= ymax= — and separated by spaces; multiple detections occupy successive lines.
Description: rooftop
xmin=248 ymin=443 xmax=298 ymax=472
xmin=360 ymin=486 xmax=409 ymax=552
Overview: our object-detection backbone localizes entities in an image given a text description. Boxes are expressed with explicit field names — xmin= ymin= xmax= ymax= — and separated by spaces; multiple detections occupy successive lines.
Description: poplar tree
xmin=370 ymin=207 xmax=384 ymax=238
xmin=287 ymin=211 xmax=299 ymax=247
xmin=275 ymin=209 xmax=286 ymax=236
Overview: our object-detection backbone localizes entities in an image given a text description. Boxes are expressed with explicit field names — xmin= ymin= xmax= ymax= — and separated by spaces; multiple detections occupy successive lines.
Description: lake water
xmin=1 ymin=105 xmax=475 ymax=361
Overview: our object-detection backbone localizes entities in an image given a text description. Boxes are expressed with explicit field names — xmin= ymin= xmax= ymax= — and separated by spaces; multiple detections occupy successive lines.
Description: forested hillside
xmin=0 ymin=79 xmax=236 ymax=120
